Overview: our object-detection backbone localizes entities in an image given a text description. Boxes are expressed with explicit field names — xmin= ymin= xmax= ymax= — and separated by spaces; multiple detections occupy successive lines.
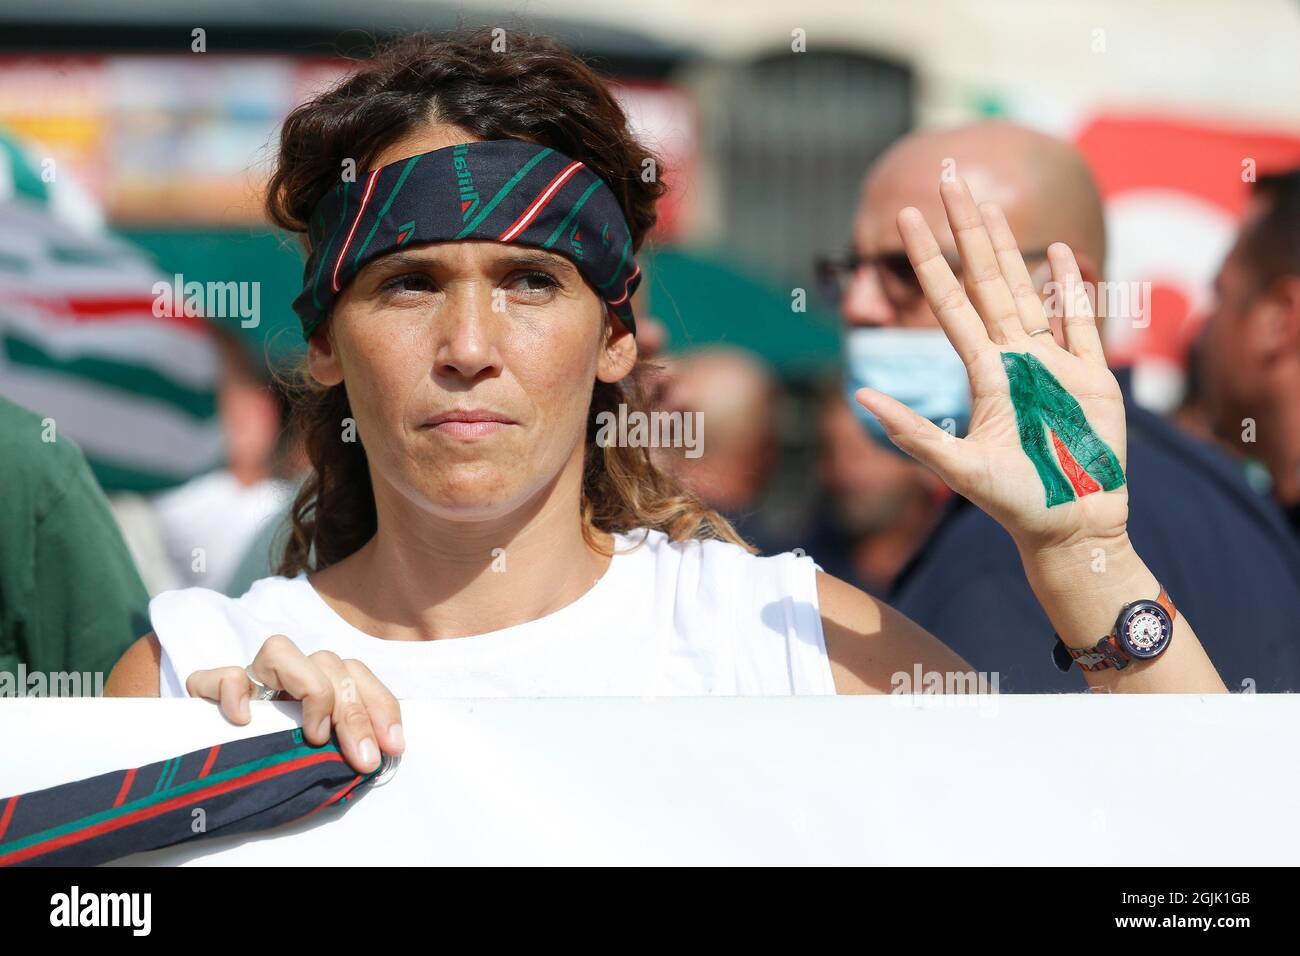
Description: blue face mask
xmin=842 ymin=326 xmax=972 ymax=454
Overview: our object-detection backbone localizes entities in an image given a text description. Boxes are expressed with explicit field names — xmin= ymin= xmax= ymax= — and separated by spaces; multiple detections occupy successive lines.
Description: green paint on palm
xmin=1002 ymin=351 xmax=1125 ymax=507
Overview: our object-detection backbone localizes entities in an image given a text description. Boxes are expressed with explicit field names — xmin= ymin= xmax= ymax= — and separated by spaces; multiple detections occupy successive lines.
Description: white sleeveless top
xmin=149 ymin=528 xmax=837 ymax=699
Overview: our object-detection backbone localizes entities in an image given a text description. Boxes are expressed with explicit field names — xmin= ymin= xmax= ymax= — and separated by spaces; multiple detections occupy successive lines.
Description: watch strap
xmin=1057 ymin=633 xmax=1130 ymax=672
xmin=1051 ymin=585 xmax=1173 ymax=674
xmin=1155 ymin=586 xmax=1177 ymax=623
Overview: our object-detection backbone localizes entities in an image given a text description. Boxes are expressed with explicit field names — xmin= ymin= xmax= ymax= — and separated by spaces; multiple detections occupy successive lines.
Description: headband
xmin=292 ymin=139 xmax=641 ymax=340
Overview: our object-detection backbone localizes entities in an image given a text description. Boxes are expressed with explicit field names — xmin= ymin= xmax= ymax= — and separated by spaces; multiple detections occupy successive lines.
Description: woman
xmin=106 ymin=29 xmax=1226 ymax=774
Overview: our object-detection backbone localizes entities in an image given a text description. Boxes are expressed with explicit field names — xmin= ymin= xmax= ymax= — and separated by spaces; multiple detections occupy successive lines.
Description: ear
xmin=596 ymin=312 xmax=639 ymax=384
xmin=1257 ymin=275 xmax=1300 ymax=360
xmin=306 ymin=326 xmax=344 ymax=387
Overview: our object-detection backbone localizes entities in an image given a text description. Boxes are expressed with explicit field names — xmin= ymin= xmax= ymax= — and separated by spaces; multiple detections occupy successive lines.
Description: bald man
xmin=829 ymin=121 xmax=1300 ymax=692
xmin=847 ymin=121 xmax=1105 ymax=333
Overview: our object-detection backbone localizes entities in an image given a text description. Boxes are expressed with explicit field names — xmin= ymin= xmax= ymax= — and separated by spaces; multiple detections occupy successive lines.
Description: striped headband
xmin=293 ymin=138 xmax=642 ymax=340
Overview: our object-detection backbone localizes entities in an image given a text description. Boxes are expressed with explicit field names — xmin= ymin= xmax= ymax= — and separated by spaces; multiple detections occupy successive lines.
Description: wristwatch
xmin=1052 ymin=585 xmax=1176 ymax=672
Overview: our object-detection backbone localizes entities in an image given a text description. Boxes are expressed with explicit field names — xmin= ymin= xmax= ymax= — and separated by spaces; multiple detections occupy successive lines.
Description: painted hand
xmin=855 ymin=177 xmax=1128 ymax=553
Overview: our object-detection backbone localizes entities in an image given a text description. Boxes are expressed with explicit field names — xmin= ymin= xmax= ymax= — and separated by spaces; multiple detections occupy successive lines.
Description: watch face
xmin=1117 ymin=601 xmax=1173 ymax=660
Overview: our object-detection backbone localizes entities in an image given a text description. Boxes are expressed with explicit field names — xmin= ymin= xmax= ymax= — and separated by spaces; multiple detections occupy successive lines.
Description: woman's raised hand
xmin=856 ymin=177 xmax=1129 ymax=555
xmin=185 ymin=635 xmax=404 ymax=774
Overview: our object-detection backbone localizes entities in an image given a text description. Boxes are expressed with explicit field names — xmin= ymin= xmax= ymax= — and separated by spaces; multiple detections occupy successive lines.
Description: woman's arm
xmin=845 ymin=177 xmax=1224 ymax=693
xmin=1017 ymin=534 xmax=1222 ymax=692
xmin=818 ymin=571 xmax=977 ymax=695
xmin=104 ymin=633 xmax=162 ymax=697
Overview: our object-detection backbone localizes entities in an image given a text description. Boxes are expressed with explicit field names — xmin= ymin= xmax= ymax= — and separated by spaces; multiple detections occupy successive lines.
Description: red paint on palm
xmin=1050 ymin=429 xmax=1102 ymax=498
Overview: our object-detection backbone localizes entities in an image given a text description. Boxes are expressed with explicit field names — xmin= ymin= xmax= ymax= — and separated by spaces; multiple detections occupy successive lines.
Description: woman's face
xmin=308 ymin=124 xmax=637 ymax=522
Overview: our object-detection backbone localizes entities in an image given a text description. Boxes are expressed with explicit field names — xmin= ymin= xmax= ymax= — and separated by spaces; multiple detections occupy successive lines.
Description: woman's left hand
xmin=856 ymin=177 xmax=1129 ymax=555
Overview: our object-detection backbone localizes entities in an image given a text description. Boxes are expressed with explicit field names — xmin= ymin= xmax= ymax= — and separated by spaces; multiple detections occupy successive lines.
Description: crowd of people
xmin=660 ymin=123 xmax=1300 ymax=692
xmin=1 ymin=28 xmax=1297 ymax=737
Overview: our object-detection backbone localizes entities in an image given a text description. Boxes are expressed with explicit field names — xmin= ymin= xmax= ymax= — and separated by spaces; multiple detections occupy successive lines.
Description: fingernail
xmin=316 ymin=717 xmax=332 ymax=742
xmin=359 ymin=738 xmax=378 ymax=770
xmin=388 ymin=723 xmax=405 ymax=750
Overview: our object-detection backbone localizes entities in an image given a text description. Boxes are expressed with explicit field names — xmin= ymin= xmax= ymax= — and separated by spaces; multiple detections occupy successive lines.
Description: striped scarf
xmin=0 ymin=728 xmax=385 ymax=866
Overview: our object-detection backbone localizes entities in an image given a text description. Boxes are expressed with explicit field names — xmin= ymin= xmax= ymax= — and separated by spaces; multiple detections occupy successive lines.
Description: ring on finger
xmin=245 ymin=667 xmax=279 ymax=702
xmin=1029 ymin=326 xmax=1054 ymax=337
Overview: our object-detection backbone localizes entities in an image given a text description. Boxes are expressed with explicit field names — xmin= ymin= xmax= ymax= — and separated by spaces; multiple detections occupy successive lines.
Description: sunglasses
xmin=814 ymin=247 xmax=1053 ymax=311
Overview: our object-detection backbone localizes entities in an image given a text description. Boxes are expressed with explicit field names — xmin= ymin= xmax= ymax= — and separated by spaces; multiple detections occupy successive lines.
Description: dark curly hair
xmin=267 ymin=27 xmax=751 ymax=576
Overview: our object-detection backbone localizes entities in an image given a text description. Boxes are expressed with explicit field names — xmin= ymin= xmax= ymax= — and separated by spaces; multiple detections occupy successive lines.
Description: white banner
xmin=1 ymin=695 xmax=1296 ymax=865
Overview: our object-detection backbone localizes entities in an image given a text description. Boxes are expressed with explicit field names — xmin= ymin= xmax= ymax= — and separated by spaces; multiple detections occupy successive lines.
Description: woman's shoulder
xmin=629 ymin=522 xmax=832 ymax=658
xmin=622 ymin=525 xmax=825 ymax=607
xmin=624 ymin=526 xmax=836 ymax=693
xmin=148 ymin=574 xmax=314 ymax=697
xmin=624 ymin=525 xmax=818 ymax=568
xmin=150 ymin=573 xmax=309 ymax=626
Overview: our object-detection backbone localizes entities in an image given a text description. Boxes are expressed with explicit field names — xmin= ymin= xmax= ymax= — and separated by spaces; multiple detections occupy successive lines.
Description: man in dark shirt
xmin=833 ymin=121 xmax=1300 ymax=691
xmin=891 ymin=367 xmax=1300 ymax=691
